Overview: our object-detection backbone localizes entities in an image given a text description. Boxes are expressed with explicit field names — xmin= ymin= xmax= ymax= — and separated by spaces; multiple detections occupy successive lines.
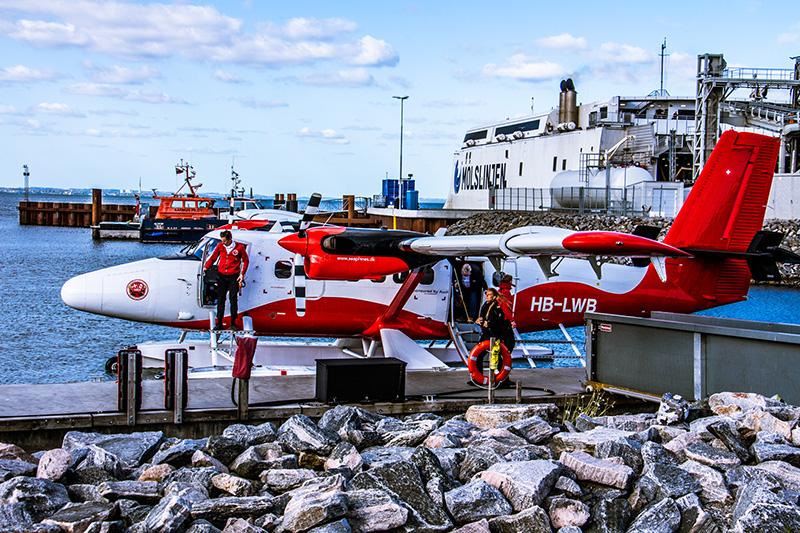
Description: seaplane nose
xmin=61 ymin=272 xmax=101 ymax=313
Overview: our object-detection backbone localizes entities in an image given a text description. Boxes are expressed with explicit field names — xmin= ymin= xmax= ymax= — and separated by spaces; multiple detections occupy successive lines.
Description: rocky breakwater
xmin=2 ymin=392 xmax=800 ymax=531
xmin=448 ymin=212 xmax=800 ymax=285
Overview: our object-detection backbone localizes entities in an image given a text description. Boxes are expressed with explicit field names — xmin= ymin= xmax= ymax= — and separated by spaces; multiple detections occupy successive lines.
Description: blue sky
xmin=0 ymin=0 xmax=798 ymax=198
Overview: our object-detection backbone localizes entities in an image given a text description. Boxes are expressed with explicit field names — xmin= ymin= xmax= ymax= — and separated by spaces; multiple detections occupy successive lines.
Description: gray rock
xmin=430 ymin=448 xmax=464 ymax=483
xmin=663 ymin=432 xmax=704 ymax=462
xmin=640 ymin=441 xmax=679 ymax=467
xmin=0 ymin=476 xmax=70 ymax=521
xmin=204 ymin=436 xmax=246 ymax=466
xmin=62 ymin=431 xmax=164 ymax=468
xmin=0 ymin=444 xmax=37 ymax=464
xmin=229 ymin=443 xmax=286 ymax=479
xmin=185 ymin=519 xmax=222 ymax=533
xmin=554 ymin=476 xmax=582 ymax=498
xmin=318 ymin=405 xmax=383 ymax=450
xmin=212 ymin=473 xmax=255 ymax=497
xmin=688 ymin=416 xmax=736 ymax=441
xmin=707 ymin=420 xmax=751 ymax=462
xmin=472 ymin=428 xmax=529 ymax=448
xmin=191 ymin=450 xmax=228 ymax=473
xmin=683 ymin=442 xmax=741 ymax=471
xmin=138 ymin=464 xmax=175 ymax=482
xmin=451 ymin=519 xmax=490 ymax=533
xmin=410 ymin=447 xmax=451 ymax=486
xmin=487 ymin=505 xmax=551 ymax=533
xmin=142 ymin=484 xmax=207 ymax=533
xmin=628 ymin=464 xmax=700 ymax=513
xmin=191 ymin=496 xmax=276 ymax=521
xmin=656 ymin=393 xmax=689 ymax=425
xmin=151 ymin=439 xmax=208 ymax=468
xmin=478 ymin=460 xmax=564 ymax=512
xmin=444 ymin=480 xmax=512 ymax=525
xmin=457 ymin=443 xmax=505 ymax=482
xmin=754 ymin=460 xmax=800 ymax=491
xmin=741 ymin=409 xmax=793 ymax=440
xmin=674 ymin=493 xmax=721 ymax=533
xmin=345 ymin=489 xmax=408 ymax=533
xmin=162 ymin=467 xmax=219 ymax=492
xmin=349 ymin=460 xmax=451 ymax=532
xmin=588 ymin=498 xmax=630 ymax=533
xmin=558 ymin=527 xmax=583 ymax=533
xmin=595 ymin=437 xmax=644 ymax=474
xmin=548 ymin=496 xmax=590 ymax=529
xmin=97 ymin=480 xmax=161 ymax=503
xmin=708 ymin=391 xmax=783 ymax=417
xmin=360 ymin=446 xmax=416 ymax=468
xmin=678 ymin=460 xmax=731 ymax=505
xmin=35 ymin=449 xmax=73 ymax=482
xmin=221 ymin=518 xmax=265 ymax=533
xmin=605 ymin=413 xmax=658 ymax=433
xmin=423 ymin=417 xmax=478 ymax=448
xmin=40 ymin=501 xmax=113 ymax=532
xmin=0 ymin=460 xmax=37 ymax=482
xmin=559 ymin=451 xmax=635 ymax=490
xmin=503 ymin=415 xmax=559 ymax=444
xmin=261 ymin=469 xmax=317 ymax=493
xmin=308 ymin=518 xmax=352 ymax=533
xmin=223 ymin=423 xmax=277 ymax=447
xmin=84 ymin=521 xmax=125 ymax=533
xmin=375 ymin=416 xmax=441 ymax=447
xmin=731 ymin=479 xmax=800 ymax=532
xmin=282 ymin=476 xmax=348 ymax=533
xmin=752 ymin=441 xmax=800 ymax=466
xmin=626 ymin=498 xmax=681 ymax=533
xmin=465 ymin=404 xmax=558 ymax=429
xmin=551 ymin=427 xmax=637 ymax=454
xmin=325 ymin=442 xmax=363 ymax=473
xmin=253 ymin=514 xmax=280 ymax=530
xmin=278 ymin=415 xmax=339 ymax=456
xmin=67 ymin=484 xmax=106 ymax=503
xmin=76 ymin=444 xmax=124 ymax=479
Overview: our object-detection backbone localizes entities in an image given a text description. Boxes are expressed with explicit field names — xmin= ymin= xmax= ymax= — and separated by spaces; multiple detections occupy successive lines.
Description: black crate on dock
xmin=315 ymin=358 xmax=406 ymax=404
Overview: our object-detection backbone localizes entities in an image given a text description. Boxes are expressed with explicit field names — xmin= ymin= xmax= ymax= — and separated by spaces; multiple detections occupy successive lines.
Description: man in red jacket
xmin=204 ymin=230 xmax=249 ymax=330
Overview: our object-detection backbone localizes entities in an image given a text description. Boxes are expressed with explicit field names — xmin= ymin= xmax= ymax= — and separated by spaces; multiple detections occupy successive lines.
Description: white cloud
xmin=0 ymin=64 xmax=60 ymax=82
xmin=233 ymin=97 xmax=289 ymax=109
xmin=424 ymin=98 xmax=485 ymax=108
xmin=536 ymin=33 xmax=587 ymax=50
xmin=0 ymin=104 xmax=19 ymax=114
xmin=279 ymin=17 xmax=357 ymax=40
xmin=213 ymin=69 xmax=248 ymax=84
xmin=0 ymin=3 xmax=398 ymax=68
xmin=66 ymin=83 xmax=187 ymax=104
xmin=350 ymin=35 xmax=398 ymax=67
xmin=777 ymin=31 xmax=798 ymax=44
xmin=34 ymin=102 xmax=84 ymax=116
xmin=87 ymin=64 xmax=160 ymax=84
xmin=482 ymin=55 xmax=565 ymax=81
xmin=298 ymin=68 xmax=375 ymax=87
xmin=297 ymin=127 xmax=349 ymax=144
xmin=597 ymin=42 xmax=651 ymax=64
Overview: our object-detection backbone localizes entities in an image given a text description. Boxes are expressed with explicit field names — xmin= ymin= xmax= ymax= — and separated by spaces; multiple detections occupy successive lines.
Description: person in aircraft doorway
xmin=204 ymin=230 xmax=249 ymax=330
xmin=460 ymin=263 xmax=486 ymax=321
xmin=475 ymin=288 xmax=516 ymax=353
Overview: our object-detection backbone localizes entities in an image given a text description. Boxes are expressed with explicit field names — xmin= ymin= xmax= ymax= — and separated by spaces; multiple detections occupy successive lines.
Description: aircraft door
xmin=198 ymin=238 xmax=221 ymax=307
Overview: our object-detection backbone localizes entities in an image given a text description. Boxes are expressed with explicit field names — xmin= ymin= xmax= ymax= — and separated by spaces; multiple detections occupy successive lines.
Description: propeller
xmin=292 ymin=193 xmax=322 ymax=317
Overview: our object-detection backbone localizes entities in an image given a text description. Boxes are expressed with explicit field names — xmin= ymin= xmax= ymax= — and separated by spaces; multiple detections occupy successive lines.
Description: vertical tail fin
xmin=664 ymin=131 xmax=780 ymax=251
xmin=663 ymin=131 xmax=780 ymax=306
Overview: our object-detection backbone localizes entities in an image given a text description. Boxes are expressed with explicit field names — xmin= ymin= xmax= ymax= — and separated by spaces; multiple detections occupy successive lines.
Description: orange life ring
xmin=468 ymin=340 xmax=512 ymax=386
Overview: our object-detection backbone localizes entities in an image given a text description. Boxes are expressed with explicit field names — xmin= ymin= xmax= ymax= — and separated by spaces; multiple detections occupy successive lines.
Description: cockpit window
xmin=185 ymin=238 xmax=220 ymax=260
xmin=275 ymin=260 xmax=293 ymax=279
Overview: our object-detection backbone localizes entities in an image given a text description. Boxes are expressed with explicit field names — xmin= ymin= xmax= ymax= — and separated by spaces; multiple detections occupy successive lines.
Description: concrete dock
xmin=0 ymin=367 xmax=587 ymax=450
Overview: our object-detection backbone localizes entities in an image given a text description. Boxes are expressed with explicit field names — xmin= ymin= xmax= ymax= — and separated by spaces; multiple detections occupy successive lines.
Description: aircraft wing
xmin=401 ymin=226 xmax=690 ymax=259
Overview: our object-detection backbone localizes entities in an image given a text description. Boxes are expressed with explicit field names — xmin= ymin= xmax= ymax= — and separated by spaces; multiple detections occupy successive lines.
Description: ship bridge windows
xmin=463 ymin=130 xmax=488 ymax=143
xmin=495 ymin=120 xmax=540 ymax=137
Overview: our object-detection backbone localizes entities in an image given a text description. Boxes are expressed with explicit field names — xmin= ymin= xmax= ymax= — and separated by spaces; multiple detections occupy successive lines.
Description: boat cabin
xmin=155 ymin=197 xmax=216 ymax=220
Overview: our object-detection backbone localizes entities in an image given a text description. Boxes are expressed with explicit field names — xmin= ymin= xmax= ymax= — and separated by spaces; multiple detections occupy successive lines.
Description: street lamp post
xmin=393 ymin=95 xmax=409 ymax=208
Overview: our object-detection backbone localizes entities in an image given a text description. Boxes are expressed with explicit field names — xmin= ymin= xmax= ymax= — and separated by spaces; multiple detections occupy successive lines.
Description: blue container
xmin=382 ymin=178 xmax=399 ymax=202
xmin=405 ymin=190 xmax=419 ymax=210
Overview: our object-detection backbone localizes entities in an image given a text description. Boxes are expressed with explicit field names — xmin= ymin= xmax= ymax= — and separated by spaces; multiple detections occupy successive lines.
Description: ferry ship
xmin=445 ymin=53 xmax=800 ymax=218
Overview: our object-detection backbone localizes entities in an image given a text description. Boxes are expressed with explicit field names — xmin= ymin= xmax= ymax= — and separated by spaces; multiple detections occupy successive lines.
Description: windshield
xmin=179 ymin=237 xmax=220 ymax=260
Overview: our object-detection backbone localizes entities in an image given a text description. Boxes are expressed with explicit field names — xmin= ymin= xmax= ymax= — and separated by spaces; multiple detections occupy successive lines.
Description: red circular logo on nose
xmin=126 ymin=279 xmax=149 ymax=300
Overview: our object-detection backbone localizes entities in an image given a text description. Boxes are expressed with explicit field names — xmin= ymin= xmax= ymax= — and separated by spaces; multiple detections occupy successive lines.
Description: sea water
xmin=1 ymin=191 xmax=798 ymax=384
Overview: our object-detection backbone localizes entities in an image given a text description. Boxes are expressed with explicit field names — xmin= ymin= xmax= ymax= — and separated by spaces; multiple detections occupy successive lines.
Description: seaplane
xmin=61 ymin=132 xmax=799 ymax=380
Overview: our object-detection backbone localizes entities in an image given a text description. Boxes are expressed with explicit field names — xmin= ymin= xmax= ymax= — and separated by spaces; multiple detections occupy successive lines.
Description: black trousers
xmin=479 ymin=330 xmax=516 ymax=353
xmin=216 ymin=273 xmax=239 ymax=329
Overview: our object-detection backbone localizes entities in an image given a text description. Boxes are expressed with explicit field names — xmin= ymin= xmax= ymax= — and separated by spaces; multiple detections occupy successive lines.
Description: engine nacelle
xmin=279 ymin=226 xmax=432 ymax=280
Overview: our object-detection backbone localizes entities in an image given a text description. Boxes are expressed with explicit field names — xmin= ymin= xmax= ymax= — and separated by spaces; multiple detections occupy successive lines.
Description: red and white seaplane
xmin=61 ymin=132 xmax=798 ymax=378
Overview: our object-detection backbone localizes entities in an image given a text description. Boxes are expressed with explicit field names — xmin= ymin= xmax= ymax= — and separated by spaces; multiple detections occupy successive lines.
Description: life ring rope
xmin=468 ymin=339 xmax=512 ymax=387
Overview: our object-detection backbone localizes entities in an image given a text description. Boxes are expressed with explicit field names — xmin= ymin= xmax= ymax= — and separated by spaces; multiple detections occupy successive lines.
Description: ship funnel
xmin=558 ymin=78 xmax=579 ymax=127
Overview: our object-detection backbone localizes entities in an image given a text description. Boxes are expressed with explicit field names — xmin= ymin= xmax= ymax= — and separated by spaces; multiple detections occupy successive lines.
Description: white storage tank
xmin=550 ymin=166 xmax=654 ymax=208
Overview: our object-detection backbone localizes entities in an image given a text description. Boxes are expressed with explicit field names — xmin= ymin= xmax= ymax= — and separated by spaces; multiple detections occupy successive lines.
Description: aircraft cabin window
xmin=420 ymin=267 xmax=435 ymax=285
xmin=275 ymin=260 xmax=293 ymax=279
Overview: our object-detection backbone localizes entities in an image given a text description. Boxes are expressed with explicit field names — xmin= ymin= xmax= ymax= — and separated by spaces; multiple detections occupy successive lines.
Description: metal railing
xmin=491 ymin=182 xmax=684 ymax=218
xmin=723 ymin=67 xmax=797 ymax=82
